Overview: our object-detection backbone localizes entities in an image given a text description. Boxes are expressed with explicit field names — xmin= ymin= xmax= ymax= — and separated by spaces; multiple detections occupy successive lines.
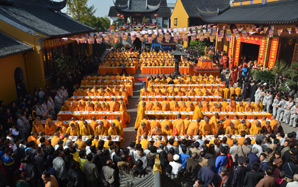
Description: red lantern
xmin=121 ymin=15 xmax=124 ymax=18
xmin=117 ymin=14 xmax=120 ymax=17
xmin=154 ymin=14 xmax=158 ymax=17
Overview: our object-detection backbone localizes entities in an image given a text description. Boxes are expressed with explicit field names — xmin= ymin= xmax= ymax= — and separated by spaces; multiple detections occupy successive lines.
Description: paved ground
xmin=121 ymin=70 xmax=297 ymax=147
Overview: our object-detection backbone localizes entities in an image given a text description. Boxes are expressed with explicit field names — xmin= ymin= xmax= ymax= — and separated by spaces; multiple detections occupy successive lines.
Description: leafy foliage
xmin=66 ymin=0 xmax=110 ymax=31
xmin=254 ymin=70 xmax=275 ymax=84
xmin=189 ymin=40 xmax=207 ymax=56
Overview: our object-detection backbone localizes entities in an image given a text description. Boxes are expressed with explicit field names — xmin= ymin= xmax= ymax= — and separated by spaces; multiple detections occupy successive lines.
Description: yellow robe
xmin=134 ymin=106 xmax=145 ymax=129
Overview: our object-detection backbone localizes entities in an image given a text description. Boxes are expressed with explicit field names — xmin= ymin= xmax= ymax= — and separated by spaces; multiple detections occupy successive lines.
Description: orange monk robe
xmin=154 ymin=140 xmax=166 ymax=147
xmin=150 ymin=120 xmax=161 ymax=131
xmin=187 ymin=90 xmax=196 ymax=96
xmin=162 ymin=128 xmax=173 ymax=136
xmin=162 ymin=103 xmax=170 ymax=111
xmin=95 ymin=126 xmax=107 ymax=136
xmin=237 ymin=137 xmax=246 ymax=145
xmin=51 ymin=136 xmax=61 ymax=146
xmin=137 ymin=126 xmax=150 ymax=138
xmin=153 ymin=103 xmax=162 ymax=111
xmin=245 ymin=120 xmax=251 ymax=128
xmin=108 ymin=127 xmax=119 ymax=136
xmin=227 ymin=138 xmax=234 ymax=147
xmin=179 ymin=105 xmax=187 ymax=112
xmin=85 ymin=104 xmax=94 ymax=111
xmin=222 ymin=119 xmax=232 ymax=129
xmin=253 ymin=103 xmax=262 ymax=112
xmin=120 ymin=106 xmax=130 ymax=127
xmin=134 ymin=105 xmax=145 ymax=129
xmin=210 ymin=106 xmax=220 ymax=112
xmin=55 ymin=120 xmax=67 ymax=134
xmin=225 ymin=105 xmax=236 ymax=112
xmin=213 ymin=89 xmax=222 ymax=96
xmin=66 ymin=126 xmax=79 ymax=136
xmin=140 ymin=139 xmax=151 ymax=149
xmin=102 ymin=119 xmax=111 ymax=130
xmin=245 ymin=105 xmax=252 ymax=112
xmin=186 ymin=105 xmax=194 ymax=112
xmin=251 ymin=120 xmax=258 ymax=129
xmin=236 ymin=123 xmax=244 ymax=134
xmin=193 ymin=105 xmax=203 ymax=120
xmin=78 ymin=121 xmax=85 ymax=129
xmin=250 ymin=124 xmax=261 ymax=135
xmin=161 ymin=119 xmax=172 ymax=130
xmin=146 ymin=102 xmax=154 ymax=111
xmin=150 ymin=128 xmax=163 ymax=136
xmin=235 ymin=87 xmax=241 ymax=96
xmin=90 ymin=120 xmax=99 ymax=132
xmin=77 ymin=104 xmax=85 ymax=111
xmin=80 ymin=125 xmax=92 ymax=136
xmin=225 ymin=126 xmax=235 ymax=135
xmin=223 ymin=88 xmax=230 ymax=99
xmin=236 ymin=104 xmax=245 ymax=112
xmin=112 ymin=119 xmax=124 ymax=137
xmin=32 ymin=122 xmax=44 ymax=134
xmin=230 ymin=87 xmax=235 ymax=98
xmin=200 ymin=121 xmax=211 ymax=135
xmin=202 ymin=103 xmax=209 ymax=112
xmin=221 ymin=101 xmax=228 ymax=108
xmin=184 ymin=119 xmax=191 ymax=131
xmin=173 ymin=119 xmax=185 ymax=135
xmin=270 ymin=119 xmax=278 ymax=129
xmin=186 ymin=121 xmax=200 ymax=136
xmin=233 ymin=119 xmax=241 ymax=128
xmin=209 ymin=116 xmax=219 ymax=135
xmin=45 ymin=124 xmax=56 ymax=136
xmin=27 ymin=136 xmax=37 ymax=146
xmin=261 ymin=120 xmax=267 ymax=127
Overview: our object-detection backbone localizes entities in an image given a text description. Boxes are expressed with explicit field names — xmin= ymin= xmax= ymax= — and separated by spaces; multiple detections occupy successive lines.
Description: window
xmin=174 ymin=18 xmax=177 ymax=26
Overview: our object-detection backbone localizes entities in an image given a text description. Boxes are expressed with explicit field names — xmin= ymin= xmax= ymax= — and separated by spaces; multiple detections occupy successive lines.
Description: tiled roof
xmin=181 ymin=0 xmax=230 ymax=18
xmin=0 ymin=0 xmax=94 ymax=37
xmin=203 ymin=0 xmax=298 ymax=24
xmin=0 ymin=32 xmax=32 ymax=58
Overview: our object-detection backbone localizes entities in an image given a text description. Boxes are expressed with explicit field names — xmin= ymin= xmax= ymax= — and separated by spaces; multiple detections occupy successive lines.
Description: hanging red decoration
xmin=121 ymin=15 xmax=124 ymax=18
xmin=154 ymin=14 xmax=158 ymax=17
xmin=117 ymin=14 xmax=120 ymax=17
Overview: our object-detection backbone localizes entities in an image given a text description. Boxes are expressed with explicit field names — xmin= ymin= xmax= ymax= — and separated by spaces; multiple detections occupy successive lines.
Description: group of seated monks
xmin=80 ymin=76 xmax=133 ymax=86
xmin=135 ymin=113 xmax=279 ymax=142
xmin=139 ymin=51 xmax=192 ymax=67
xmin=137 ymin=98 xmax=263 ymax=113
xmin=101 ymin=51 xmax=139 ymax=67
xmin=147 ymin=74 xmax=222 ymax=85
xmin=73 ymin=86 xmax=129 ymax=98
xmin=140 ymin=85 xmax=241 ymax=99
xmin=60 ymin=98 xmax=131 ymax=125
xmin=31 ymin=115 xmax=124 ymax=137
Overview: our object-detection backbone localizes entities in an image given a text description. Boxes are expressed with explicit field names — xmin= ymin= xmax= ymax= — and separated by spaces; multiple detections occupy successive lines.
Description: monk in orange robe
xmin=187 ymin=119 xmax=201 ymax=136
xmin=173 ymin=114 xmax=185 ymax=136
xmin=102 ymin=116 xmax=111 ymax=130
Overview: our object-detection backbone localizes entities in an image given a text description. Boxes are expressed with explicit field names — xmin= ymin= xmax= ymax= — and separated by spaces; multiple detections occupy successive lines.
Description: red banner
xmin=258 ymin=37 xmax=267 ymax=65
xmin=228 ymin=35 xmax=234 ymax=58
xmin=268 ymin=37 xmax=279 ymax=69
xmin=234 ymin=38 xmax=241 ymax=66
xmin=240 ymin=35 xmax=262 ymax=45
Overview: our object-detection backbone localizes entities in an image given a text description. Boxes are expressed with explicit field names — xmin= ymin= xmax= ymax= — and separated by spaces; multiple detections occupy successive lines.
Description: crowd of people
xmin=1 ymin=46 xmax=298 ymax=187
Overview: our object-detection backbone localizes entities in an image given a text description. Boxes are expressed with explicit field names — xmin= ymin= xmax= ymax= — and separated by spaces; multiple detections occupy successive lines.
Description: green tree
xmin=66 ymin=0 xmax=95 ymax=22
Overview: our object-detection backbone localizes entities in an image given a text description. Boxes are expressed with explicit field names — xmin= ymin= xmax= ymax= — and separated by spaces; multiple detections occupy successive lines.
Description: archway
xmin=14 ymin=67 xmax=26 ymax=97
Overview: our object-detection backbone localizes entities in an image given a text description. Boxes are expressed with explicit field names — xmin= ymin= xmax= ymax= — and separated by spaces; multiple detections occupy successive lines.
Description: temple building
xmin=108 ymin=0 xmax=172 ymax=28
xmin=170 ymin=0 xmax=230 ymax=28
xmin=0 ymin=0 xmax=94 ymax=103
xmin=202 ymin=0 xmax=298 ymax=68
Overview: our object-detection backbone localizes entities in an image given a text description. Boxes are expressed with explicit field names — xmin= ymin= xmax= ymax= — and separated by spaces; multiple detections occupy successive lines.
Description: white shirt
xmin=252 ymin=144 xmax=263 ymax=157
xmin=169 ymin=161 xmax=182 ymax=175
xmin=286 ymin=181 xmax=298 ymax=187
